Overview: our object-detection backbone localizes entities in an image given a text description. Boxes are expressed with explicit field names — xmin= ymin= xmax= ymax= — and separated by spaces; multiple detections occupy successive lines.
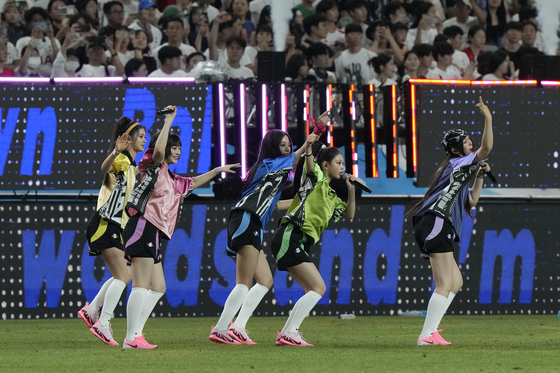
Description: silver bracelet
xmin=214 ymin=168 xmax=219 ymax=175
xmin=112 ymin=149 xmax=120 ymax=156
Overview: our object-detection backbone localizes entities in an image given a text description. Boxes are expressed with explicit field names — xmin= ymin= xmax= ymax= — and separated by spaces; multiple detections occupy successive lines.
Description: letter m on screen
xmin=479 ymin=229 xmax=535 ymax=304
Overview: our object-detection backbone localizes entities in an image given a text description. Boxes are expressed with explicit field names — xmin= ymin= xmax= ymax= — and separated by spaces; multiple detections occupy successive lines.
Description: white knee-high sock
xmin=234 ymin=283 xmax=269 ymax=329
xmin=98 ymin=279 xmax=126 ymax=327
xmin=126 ymin=287 xmax=148 ymax=341
xmin=284 ymin=291 xmax=322 ymax=334
xmin=421 ymin=292 xmax=449 ymax=338
xmin=281 ymin=299 xmax=302 ymax=334
xmin=88 ymin=277 xmax=113 ymax=315
xmin=215 ymin=284 xmax=249 ymax=331
xmin=137 ymin=290 xmax=164 ymax=334
xmin=446 ymin=291 xmax=456 ymax=308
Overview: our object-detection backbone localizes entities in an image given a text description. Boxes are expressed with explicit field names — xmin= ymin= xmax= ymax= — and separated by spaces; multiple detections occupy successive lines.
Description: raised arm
xmin=293 ymin=133 xmax=318 ymax=166
xmin=191 ymin=163 xmax=241 ymax=189
xmin=152 ymin=105 xmax=177 ymax=163
xmin=101 ymin=134 xmax=130 ymax=172
xmin=473 ymin=96 xmax=493 ymax=163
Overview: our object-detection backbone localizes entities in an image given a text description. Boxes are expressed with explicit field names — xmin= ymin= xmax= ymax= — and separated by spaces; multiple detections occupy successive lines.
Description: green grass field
xmin=1 ymin=315 xmax=558 ymax=373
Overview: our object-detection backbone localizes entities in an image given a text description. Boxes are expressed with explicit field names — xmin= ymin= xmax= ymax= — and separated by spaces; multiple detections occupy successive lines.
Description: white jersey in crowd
xmin=425 ymin=66 xmax=462 ymax=80
xmin=77 ymin=64 xmax=117 ymax=77
xmin=405 ymin=28 xmax=438 ymax=50
xmin=322 ymin=28 xmax=345 ymax=47
xmin=334 ymin=47 xmax=376 ymax=85
xmin=15 ymin=36 xmax=61 ymax=77
xmin=148 ymin=68 xmax=190 ymax=77
xmin=452 ymin=49 xmax=470 ymax=72
xmin=224 ymin=64 xmax=254 ymax=79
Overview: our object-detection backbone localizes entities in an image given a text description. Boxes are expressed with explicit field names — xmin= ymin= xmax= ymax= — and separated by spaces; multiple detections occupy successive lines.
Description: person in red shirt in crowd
xmin=0 ymin=39 xmax=16 ymax=77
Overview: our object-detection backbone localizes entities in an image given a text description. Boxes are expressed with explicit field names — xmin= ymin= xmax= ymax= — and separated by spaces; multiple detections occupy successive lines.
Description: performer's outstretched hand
xmin=475 ymin=96 xmax=491 ymax=119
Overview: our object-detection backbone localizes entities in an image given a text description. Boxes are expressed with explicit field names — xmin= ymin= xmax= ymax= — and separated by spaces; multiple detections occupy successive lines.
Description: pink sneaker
xmin=123 ymin=335 xmax=158 ymax=349
xmin=276 ymin=331 xmax=313 ymax=347
xmin=228 ymin=322 xmax=256 ymax=345
xmin=417 ymin=333 xmax=438 ymax=346
xmin=432 ymin=330 xmax=452 ymax=345
xmin=90 ymin=321 xmax=118 ymax=346
xmin=78 ymin=303 xmax=96 ymax=328
xmin=209 ymin=325 xmax=241 ymax=344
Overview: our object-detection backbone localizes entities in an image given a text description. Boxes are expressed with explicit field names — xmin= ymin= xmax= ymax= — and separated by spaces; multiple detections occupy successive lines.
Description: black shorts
xmin=414 ymin=213 xmax=456 ymax=259
xmin=85 ymin=212 xmax=124 ymax=256
xmin=226 ymin=210 xmax=263 ymax=256
xmin=270 ymin=223 xmax=315 ymax=271
xmin=123 ymin=214 xmax=162 ymax=264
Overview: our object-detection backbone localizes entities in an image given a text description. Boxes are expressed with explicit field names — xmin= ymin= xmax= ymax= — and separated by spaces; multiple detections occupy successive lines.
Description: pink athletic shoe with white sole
xmin=432 ymin=330 xmax=452 ymax=345
xmin=228 ymin=322 xmax=256 ymax=345
xmin=90 ymin=321 xmax=118 ymax=346
xmin=276 ymin=331 xmax=313 ymax=347
xmin=123 ymin=335 xmax=158 ymax=349
xmin=209 ymin=326 xmax=241 ymax=344
xmin=78 ymin=303 xmax=96 ymax=328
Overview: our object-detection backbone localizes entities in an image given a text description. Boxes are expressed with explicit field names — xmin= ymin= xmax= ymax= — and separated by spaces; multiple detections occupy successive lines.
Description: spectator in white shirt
xmin=148 ymin=45 xmax=189 ymax=76
xmin=153 ymin=16 xmax=196 ymax=69
xmin=128 ymin=0 xmax=161 ymax=52
xmin=334 ymin=23 xmax=376 ymax=85
xmin=405 ymin=2 xmax=440 ymax=50
xmin=411 ymin=43 xmax=433 ymax=78
xmin=223 ymin=35 xmax=254 ymax=79
xmin=426 ymin=43 xmax=462 ymax=79
xmin=77 ymin=41 xmax=119 ymax=76
xmin=51 ymin=30 xmax=83 ymax=77
xmin=368 ymin=53 xmax=397 ymax=87
xmin=441 ymin=27 xmax=476 ymax=79
xmin=442 ymin=0 xmax=479 ymax=49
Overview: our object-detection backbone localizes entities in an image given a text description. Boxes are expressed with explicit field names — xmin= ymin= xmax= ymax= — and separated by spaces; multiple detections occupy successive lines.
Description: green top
xmin=293 ymin=4 xmax=316 ymax=19
xmin=281 ymin=163 xmax=346 ymax=243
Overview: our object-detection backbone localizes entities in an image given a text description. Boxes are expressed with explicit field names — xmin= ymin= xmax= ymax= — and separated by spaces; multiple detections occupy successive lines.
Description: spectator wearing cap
xmin=148 ymin=45 xmax=189 ymax=76
xmin=77 ymin=41 xmax=121 ymax=76
xmin=153 ymin=16 xmax=195 ymax=70
xmin=334 ymin=23 xmax=376 ymax=85
xmin=129 ymin=0 xmax=162 ymax=51
xmin=442 ymin=0 xmax=480 ymax=49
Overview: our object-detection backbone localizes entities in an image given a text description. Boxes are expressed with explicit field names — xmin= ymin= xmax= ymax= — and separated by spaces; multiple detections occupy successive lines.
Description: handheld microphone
xmin=342 ymin=172 xmax=372 ymax=193
xmin=479 ymin=160 xmax=497 ymax=183
xmin=156 ymin=108 xmax=175 ymax=116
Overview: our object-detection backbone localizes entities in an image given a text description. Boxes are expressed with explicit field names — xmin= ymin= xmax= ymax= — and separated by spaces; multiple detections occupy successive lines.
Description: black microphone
xmin=342 ymin=172 xmax=372 ymax=193
xmin=156 ymin=108 xmax=175 ymax=116
xmin=479 ymin=160 xmax=497 ymax=183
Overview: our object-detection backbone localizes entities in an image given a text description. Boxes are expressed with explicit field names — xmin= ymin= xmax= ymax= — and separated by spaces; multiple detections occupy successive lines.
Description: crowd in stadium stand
xmin=0 ymin=0 xmax=556 ymax=82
